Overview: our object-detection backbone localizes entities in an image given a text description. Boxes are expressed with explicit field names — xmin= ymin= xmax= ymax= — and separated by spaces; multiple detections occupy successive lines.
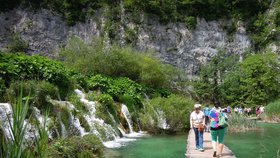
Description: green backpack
xmin=218 ymin=112 xmax=229 ymax=128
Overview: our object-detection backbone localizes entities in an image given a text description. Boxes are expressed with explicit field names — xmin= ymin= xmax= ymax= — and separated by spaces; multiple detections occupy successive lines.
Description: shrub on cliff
xmin=60 ymin=37 xmax=177 ymax=89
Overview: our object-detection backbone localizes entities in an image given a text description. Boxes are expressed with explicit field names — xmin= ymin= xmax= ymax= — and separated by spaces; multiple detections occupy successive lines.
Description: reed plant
xmin=264 ymin=100 xmax=280 ymax=122
xmin=5 ymin=91 xmax=31 ymax=158
xmin=33 ymin=111 xmax=49 ymax=158
xmin=0 ymin=90 xmax=50 ymax=158
xmin=228 ymin=113 xmax=257 ymax=133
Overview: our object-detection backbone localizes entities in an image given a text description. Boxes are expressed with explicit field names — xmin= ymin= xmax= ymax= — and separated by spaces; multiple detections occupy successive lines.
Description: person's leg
xmin=193 ymin=128 xmax=199 ymax=149
xmin=217 ymin=128 xmax=226 ymax=156
xmin=198 ymin=131 xmax=204 ymax=151
xmin=210 ymin=130 xmax=218 ymax=157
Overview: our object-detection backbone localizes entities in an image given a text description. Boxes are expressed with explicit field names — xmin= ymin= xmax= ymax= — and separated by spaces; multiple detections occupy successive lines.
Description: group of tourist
xmin=233 ymin=106 xmax=265 ymax=116
xmin=190 ymin=103 xmax=228 ymax=157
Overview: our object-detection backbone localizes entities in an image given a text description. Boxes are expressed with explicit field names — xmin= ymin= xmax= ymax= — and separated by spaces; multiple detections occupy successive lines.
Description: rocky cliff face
xmin=0 ymin=8 xmax=251 ymax=77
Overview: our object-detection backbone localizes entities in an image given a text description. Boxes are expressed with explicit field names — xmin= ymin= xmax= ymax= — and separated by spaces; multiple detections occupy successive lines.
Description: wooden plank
xmin=185 ymin=129 xmax=236 ymax=158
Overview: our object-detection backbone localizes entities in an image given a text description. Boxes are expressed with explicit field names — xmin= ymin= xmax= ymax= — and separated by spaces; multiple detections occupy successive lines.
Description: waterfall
xmin=74 ymin=89 xmax=147 ymax=148
xmin=57 ymin=111 xmax=67 ymax=137
xmin=0 ymin=103 xmax=37 ymax=142
xmin=118 ymin=127 xmax=126 ymax=136
xmin=33 ymin=107 xmax=52 ymax=139
xmin=121 ymin=104 xmax=134 ymax=133
xmin=0 ymin=103 xmax=13 ymax=140
xmin=69 ymin=113 xmax=86 ymax=136
xmin=75 ymin=89 xmax=119 ymax=141
xmin=156 ymin=110 xmax=169 ymax=129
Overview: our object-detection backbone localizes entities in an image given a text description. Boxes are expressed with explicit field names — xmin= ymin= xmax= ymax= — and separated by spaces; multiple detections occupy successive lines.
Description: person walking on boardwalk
xmin=209 ymin=103 xmax=228 ymax=157
xmin=190 ymin=104 xmax=205 ymax=151
xmin=203 ymin=104 xmax=211 ymax=132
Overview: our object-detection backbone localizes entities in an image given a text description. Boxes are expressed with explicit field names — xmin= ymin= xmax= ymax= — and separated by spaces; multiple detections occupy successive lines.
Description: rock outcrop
xmin=0 ymin=8 xmax=251 ymax=77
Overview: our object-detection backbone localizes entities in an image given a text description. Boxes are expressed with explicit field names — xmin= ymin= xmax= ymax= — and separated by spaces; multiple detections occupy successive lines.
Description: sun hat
xmin=194 ymin=104 xmax=201 ymax=109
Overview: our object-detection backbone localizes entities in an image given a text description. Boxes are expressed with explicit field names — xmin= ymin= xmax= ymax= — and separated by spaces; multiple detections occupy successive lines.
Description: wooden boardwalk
xmin=185 ymin=130 xmax=236 ymax=158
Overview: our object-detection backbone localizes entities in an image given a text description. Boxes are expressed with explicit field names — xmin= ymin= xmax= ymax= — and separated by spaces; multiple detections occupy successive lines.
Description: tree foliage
xmin=194 ymin=52 xmax=280 ymax=107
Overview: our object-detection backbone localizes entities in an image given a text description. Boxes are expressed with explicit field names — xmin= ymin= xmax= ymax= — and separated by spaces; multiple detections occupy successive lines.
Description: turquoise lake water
xmin=105 ymin=135 xmax=187 ymax=158
xmin=105 ymin=123 xmax=280 ymax=158
xmin=225 ymin=123 xmax=280 ymax=158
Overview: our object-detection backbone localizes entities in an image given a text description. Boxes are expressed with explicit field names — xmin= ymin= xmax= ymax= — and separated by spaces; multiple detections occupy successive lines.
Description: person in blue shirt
xmin=203 ymin=104 xmax=211 ymax=132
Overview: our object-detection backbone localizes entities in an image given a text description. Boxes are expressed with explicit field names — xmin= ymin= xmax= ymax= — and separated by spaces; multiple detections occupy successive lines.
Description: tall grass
xmin=6 ymin=92 xmax=31 ymax=158
xmin=33 ymin=111 xmax=49 ymax=158
xmin=0 ymin=91 xmax=50 ymax=158
xmin=264 ymin=100 xmax=280 ymax=122
xmin=228 ymin=113 xmax=257 ymax=133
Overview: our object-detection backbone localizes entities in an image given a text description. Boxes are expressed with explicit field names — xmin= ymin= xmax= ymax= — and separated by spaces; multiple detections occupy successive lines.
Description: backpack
xmin=218 ymin=112 xmax=228 ymax=128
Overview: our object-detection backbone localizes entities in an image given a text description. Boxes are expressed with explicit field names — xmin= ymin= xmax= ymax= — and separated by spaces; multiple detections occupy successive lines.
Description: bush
xmin=7 ymin=34 xmax=29 ymax=53
xmin=87 ymin=75 xmax=144 ymax=107
xmin=141 ymin=94 xmax=195 ymax=132
xmin=0 ymin=53 xmax=75 ymax=99
xmin=265 ymin=100 xmax=280 ymax=122
xmin=5 ymin=80 xmax=59 ymax=111
xmin=60 ymin=37 xmax=177 ymax=89
xmin=185 ymin=16 xmax=197 ymax=29
xmin=47 ymin=134 xmax=104 ymax=158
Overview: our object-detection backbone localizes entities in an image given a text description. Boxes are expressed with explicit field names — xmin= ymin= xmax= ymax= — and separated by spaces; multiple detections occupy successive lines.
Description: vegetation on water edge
xmin=263 ymin=100 xmax=280 ymax=123
xmin=140 ymin=94 xmax=195 ymax=133
xmin=227 ymin=113 xmax=257 ymax=133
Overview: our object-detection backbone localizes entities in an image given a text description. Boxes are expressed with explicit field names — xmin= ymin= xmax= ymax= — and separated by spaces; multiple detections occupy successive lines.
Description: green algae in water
xmin=225 ymin=123 xmax=280 ymax=158
xmin=105 ymin=135 xmax=187 ymax=158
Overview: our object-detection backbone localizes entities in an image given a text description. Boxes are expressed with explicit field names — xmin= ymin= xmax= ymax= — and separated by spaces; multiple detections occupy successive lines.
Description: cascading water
xmin=57 ymin=112 xmax=68 ymax=137
xmin=0 ymin=89 xmax=148 ymax=149
xmin=121 ymin=104 xmax=134 ymax=133
xmin=0 ymin=103 xmax=37 ymax=142
xmin=74 ymin=90 xmax=121 ymax=143
xmin=33 ymin=107 xmax=52 ymax=139
xmin=0 ymin=103 xmax=13 ymax=140
xmin=74 ymin=89 xmax=147 ymax=148
xmin=49 ymin=99 xmax=88 ymax=137
xmin=69 ymin=113 xmax=86 ymax=136
xmin=156 ymin=110 xmax=169 ymax=129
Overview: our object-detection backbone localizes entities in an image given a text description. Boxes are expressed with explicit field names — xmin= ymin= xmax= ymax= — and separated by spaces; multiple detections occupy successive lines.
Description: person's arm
xmin=202 ymin=112 xmax=205 ymax=126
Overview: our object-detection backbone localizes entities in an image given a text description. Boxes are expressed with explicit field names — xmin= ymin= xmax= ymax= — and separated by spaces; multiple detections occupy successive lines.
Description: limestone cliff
xmin=0 ymin=8 xmax=251 ymax=77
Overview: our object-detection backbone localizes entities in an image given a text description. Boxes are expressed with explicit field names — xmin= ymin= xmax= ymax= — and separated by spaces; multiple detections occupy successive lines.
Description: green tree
xmin=193 ymin=51 xmax=239 ymax=104
xmin=238 ymin=53 xmax=280 ymax=105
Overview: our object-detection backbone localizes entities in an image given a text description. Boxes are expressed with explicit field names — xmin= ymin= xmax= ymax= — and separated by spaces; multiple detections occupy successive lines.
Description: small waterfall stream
xmin=0 ymin=103 xmax=13 ymax=140
xmin=121 ymin=104 xmax=134 ymax=133
xmin=156 ymin=110 xmax=169 ymax=129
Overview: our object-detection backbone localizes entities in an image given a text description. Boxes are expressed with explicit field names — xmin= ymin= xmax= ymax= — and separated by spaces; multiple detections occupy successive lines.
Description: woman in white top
xmin=190 ymin=104 xmax=205 ymax=151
